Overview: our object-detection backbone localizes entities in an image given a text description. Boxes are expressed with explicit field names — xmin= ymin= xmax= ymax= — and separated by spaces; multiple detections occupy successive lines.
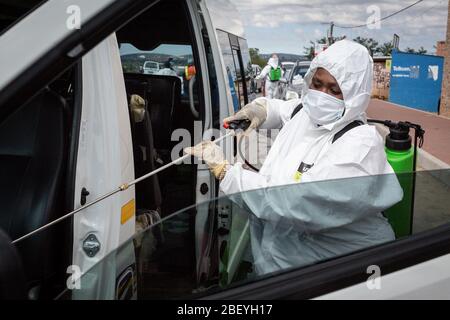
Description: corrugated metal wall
xmin=389 ymin=50 xmax=444 ymax=113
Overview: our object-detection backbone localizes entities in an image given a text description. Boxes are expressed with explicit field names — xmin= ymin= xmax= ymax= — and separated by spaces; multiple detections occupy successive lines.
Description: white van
xmin=1 ymin=0 xmax=450 ymax=301
xmin=142 ymin=61 xmax=160 ymax=74
xmin=0 ymin=0 xmax=253 ymax=299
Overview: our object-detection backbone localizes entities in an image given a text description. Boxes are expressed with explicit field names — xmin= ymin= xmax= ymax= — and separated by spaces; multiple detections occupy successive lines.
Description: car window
xmin=293 ymin=66 xmax=310 ymax=79
xmin=120 ymin=43 xmax=194 ymax=99
xmin=56 ymin=169 xmax=450 ymax=299
xmin=120 ymin=43 xmax=192 ymax=75
xmin=216 ymin=29 xmax=249 ymax=111
xmin=239 ymin=37 xmax=252 ymax=102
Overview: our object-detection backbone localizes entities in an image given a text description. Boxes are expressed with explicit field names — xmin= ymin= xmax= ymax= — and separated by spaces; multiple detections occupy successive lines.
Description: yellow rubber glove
xmin=129 ymin=94 xmax=146 ymax=123
xmin=184 ymin=141 xmax=229 ymax=180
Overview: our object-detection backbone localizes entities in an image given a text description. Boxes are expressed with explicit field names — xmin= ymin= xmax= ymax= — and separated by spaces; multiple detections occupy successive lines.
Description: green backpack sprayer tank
xmin=268 ymin=67 xmax=282 ymax=81
xmin=368 ymin=120 xmax=425 ymax=238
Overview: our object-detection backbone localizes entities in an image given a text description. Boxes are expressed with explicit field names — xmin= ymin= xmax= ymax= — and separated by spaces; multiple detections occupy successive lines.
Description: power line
xmin=334 ymin=0 xmax=426 ymax=29
xmin=380 ymin=0 xmax=444 ymax=27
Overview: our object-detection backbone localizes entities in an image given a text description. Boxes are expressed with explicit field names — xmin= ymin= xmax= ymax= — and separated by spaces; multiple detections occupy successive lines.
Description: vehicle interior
xmin=0 ymin=0 xmax=44 ymax=33
xmin=0 ymin=0 xmax=211 ymax=300
xmin=0 ymin=64 xmax=79 ymax=299
xmin=116 ymin=0 xmax=208 ymax=298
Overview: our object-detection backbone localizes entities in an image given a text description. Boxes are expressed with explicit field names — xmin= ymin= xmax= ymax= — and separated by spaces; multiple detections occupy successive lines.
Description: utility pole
xmin=329 ymin=22 xmax=335 ymax=45
xmin=321 ymin=21 xmax=335 ymax=45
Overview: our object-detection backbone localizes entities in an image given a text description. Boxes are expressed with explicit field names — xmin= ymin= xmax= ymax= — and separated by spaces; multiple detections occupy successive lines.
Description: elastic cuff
xmin=211 ymin=161 xmax=229 ymax=180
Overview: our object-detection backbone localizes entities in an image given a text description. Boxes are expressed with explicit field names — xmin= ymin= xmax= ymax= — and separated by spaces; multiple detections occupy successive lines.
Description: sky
xmin=229 ymin=0 xmax=449 ymax=55
xmin=120 ymin=44 xmax=193 ymax=56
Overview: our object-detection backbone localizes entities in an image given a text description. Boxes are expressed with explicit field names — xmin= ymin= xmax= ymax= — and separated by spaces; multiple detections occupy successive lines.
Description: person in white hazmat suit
xmin=157 ymin=58 xmax=184 ymax=95
xmin=256 ymin=54 xmax=283 ymax=99
xmin=185 ymin=40 xmax=403 ymax=275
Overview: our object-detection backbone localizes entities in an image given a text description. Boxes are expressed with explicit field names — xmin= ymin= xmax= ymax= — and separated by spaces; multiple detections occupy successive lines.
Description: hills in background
xmin=121 ymin=53 xmax=193 ymax=73
xmin=260 ymin=53 xmax=309 ymax=63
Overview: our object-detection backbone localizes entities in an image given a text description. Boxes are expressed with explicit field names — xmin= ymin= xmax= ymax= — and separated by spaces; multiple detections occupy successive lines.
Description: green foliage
xmin=404 ymin=46 xmax=428 ymax=54
xmin=303 ymin=36 xmax=346 ymax=60
xmin=353 ymin=36 xmax=379 ymax=56
xmin=378 ymin=42 xmax=394 ymax=56
xmin=417 ymin=46 xmax=428 ymax=54
xmin=304 ymin=36 xmax=429 ymax=58
xmin=249 ymin=48 xmax=266 ymax=68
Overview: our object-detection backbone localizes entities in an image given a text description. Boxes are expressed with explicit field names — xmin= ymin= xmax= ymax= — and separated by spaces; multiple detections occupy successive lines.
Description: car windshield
xmin=55 ymin=170 xmax=450 ymax=300
xmin=292 ymin=66 xmax=310 ymax=79
xmin=119 ymin=43 xmax=193 ymax=75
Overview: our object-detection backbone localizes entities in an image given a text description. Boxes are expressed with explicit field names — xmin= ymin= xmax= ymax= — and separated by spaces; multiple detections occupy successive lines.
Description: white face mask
xmin=303 ymin=89 xmax=345 ymax=125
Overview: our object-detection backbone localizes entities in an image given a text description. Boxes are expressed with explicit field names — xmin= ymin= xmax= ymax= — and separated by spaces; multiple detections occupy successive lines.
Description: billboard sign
xmin=389 ymin=51 xmax=444 ymax=113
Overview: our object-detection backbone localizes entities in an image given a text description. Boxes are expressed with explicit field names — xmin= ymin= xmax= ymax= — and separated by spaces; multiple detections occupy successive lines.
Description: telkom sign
xmin=389 ymin=50 xmax=444 ymax=113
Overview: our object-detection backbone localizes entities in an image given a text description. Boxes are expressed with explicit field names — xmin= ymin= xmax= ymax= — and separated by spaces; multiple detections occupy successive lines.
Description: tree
xmin=249 ymin=48 xmax=266 ymax=68
xmin=417 ymin=46 xmax=428 ymax=54
xmin=303 ymin=37 xmax=327 ymax=60
xmin=377 ymin=42 xmax=394 ymax=56
xmin=303 ymin=41 xmax=316 ymax=60
xmin=405 ymin=47 xmax=416 ymax=53
xmin=353 ymin=36 xmax=379 ymax=56
xmin=302 ymin=36 xmax=347 ymax=60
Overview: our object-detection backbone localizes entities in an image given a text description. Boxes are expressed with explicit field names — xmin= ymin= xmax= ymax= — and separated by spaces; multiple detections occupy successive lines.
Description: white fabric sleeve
xmin=255 ymin=97 xmax=301 ymax=130
xmin=255 ymin=65 xmax=270 ymax=80
xmin=220 ymin=126 xmax=404 ymax=233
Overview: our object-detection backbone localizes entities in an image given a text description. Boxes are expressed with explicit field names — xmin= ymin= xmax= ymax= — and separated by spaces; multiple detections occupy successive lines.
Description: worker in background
xmin=157 ymin=58 xmax=184 ymax=95
xmin=185 ymin=40 xmax=403 ymax=275
xmin=255 ymin=54 xmax=283 ymax=99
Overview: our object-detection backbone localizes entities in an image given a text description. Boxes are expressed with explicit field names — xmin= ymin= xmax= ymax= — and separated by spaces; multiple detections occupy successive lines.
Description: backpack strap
xmin=290 ymin=103 xmax=303 ymax=119
xmin=291 ymin=104 xmax=363 ymax=143
xmin=332 ymin=120 xmax=364 ymax=143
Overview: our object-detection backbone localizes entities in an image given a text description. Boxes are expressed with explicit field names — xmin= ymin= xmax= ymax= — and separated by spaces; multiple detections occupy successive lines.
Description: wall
xmin=439 ymin=3 xmax=450 ymax=117
xmin=436 ymin=41 xmax=446 ymax=57
xmin=389 ymin=51 xmax=444 ymax=113
xmin=372 ymin=59 xmax=391 ymax=100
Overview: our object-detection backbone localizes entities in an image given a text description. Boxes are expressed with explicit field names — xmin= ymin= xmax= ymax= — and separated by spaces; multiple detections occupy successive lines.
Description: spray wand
xmin=12 ymin=126 xmax=241 ymax=244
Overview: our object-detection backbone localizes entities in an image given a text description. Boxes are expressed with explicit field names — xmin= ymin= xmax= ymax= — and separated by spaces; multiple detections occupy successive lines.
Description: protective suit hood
xmin=268 ymin=57 xmax=279 ymax=69
xmin=301 ymin=40 xmax=373 ymax=131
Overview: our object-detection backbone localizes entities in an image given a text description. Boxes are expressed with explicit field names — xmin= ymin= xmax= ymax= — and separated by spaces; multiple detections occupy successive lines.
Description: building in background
xmin=439 ymin=3 xmax=450 ymax=117
xmin=436 ymin=41 xmax=446 ymax=57
xmin=372 ymin=56 xmax=391 ymax=100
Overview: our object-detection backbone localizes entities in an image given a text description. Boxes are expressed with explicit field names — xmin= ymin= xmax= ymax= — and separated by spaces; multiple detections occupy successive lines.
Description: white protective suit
xmin=220 ymin=40 xmax=404 ymax=275
xmin=256 ymin=57 xmax=283 ymax=99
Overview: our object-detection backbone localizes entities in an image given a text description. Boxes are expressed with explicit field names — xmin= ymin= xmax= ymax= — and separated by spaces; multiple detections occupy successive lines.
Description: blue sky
xmin=230 ymin=0 xmax=449 ymax=55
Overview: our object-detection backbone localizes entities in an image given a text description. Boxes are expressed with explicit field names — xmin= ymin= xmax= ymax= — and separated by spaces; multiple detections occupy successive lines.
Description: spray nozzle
xmin=402 ymin=121 xmax=425 ymax=148
xmin=367 ymin=119 xmax=425 ymax=150
xmin=223 ymin=119 xmax=251 ymax=132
